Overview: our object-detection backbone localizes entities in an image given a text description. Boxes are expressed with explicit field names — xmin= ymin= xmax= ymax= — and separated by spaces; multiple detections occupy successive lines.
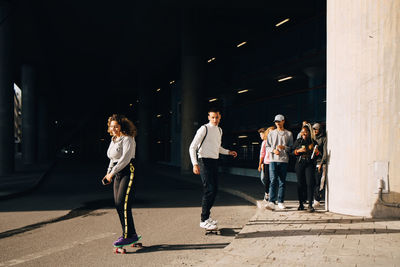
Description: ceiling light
xmin=278 ymin=76 xmax=293 ymax=82
xmin=238 ymin=135 xmax=248 ymax=138
xmin=275 ymin=18 xmax=290 ymax=27
xmin=237 ymin=41 xmax=247 ymax=47
xmin=237 ymin=89 xmax=249 ymax=94
xmin=207 ymin=57 xmax=216 ymax=63
xmin=169 ymin=80 xmax=175 ymax=84
xmin=156 ymin=114 xmax=162 ymax=118
xmin=156 ymin=88 xmax=161 ymax=92
xmin=252 ymin=142 xmax=260 ymax=145
xmin=209 ymin=98 xmax=218 ymax=102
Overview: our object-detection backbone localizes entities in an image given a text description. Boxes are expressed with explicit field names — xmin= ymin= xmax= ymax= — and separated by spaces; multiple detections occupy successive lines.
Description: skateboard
xmin=205 ymin=228 xmax=220 ymax=235
xmin=114 ymin=235 xmax=143 ymax=254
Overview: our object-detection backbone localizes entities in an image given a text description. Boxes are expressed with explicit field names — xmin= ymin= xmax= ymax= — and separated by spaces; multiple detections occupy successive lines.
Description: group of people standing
xmin=258 ymin=116 xmax=327 ymax=212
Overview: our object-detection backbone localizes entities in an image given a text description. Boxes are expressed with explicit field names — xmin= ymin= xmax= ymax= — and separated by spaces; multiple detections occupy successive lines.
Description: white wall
xmin=327 ymin=0 xmax=400 ymax=217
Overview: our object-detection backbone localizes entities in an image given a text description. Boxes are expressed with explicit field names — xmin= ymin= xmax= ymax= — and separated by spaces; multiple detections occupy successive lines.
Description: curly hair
xmin=258 ymin=127 xmax=267 ymax=133
xmin=107 ymin=114 xmax=137 ymax=137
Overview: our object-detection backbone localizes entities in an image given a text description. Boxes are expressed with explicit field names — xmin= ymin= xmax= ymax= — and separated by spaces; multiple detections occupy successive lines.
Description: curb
xmin=154 ymin=170 xmax=259 ymax=206
xmin=0 ymin=160 xmax=57 ymax=201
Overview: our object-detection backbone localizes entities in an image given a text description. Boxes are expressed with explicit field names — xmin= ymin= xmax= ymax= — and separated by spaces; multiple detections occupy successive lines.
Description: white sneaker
xmin=313 ymin=200 xmax=320 ymax=207
xmin=277 ymin=203 xmax=286 ymax=209
xmin=206 ymin=217 xmax=218 ymax=226
xmin=200 ymin=220 xmax=217 ymax=230
xmin=265 ymin=202 xmax=275 ymax=210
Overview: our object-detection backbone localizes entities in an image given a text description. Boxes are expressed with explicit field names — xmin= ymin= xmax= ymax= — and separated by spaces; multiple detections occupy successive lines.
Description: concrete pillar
xmin=37 ymin=94 xmax=50 ymax=161
xmin=327 ymin=0 xmax=400 ymax=217
xmin=180 ymin=9 xmax=205 ymax=174
xmin=21 ymin=64 xmax=37 ymax=165
xmin=0 ymin=1 xmax=14 ymax=175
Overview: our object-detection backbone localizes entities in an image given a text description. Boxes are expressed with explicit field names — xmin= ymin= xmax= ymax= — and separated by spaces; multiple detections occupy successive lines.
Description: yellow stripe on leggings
xmin=124 ymin=163 xmax=135 ymax=238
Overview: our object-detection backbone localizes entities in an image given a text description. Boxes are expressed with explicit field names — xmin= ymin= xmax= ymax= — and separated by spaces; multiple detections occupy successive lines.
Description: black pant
xmin=295 ymin=159 xmax=315 ymax=206
xmin=314 ymin=165 xmax=324 ymax=201
xmin=113 ymin=162 xmax=136 ymax=238
xmin=198 ymin=158 xmax=218 ymax=222
xmin=262 ymin=164 xmax=270 ymax=194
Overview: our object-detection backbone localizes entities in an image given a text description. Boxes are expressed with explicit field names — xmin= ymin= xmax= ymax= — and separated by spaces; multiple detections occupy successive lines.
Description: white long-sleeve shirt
xmin=189 ymin=123 xmax=230 ymax=166
xmin=107 ymin=135 xmax=136 ymax=175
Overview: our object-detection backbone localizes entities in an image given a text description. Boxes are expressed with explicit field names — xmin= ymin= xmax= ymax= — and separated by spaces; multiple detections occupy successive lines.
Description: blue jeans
xmin=268 ymin=162 xmax=288 ymax=203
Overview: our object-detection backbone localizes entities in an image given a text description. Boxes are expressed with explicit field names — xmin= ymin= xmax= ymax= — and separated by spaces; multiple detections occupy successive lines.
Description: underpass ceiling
xmin=11 ymin=0 xmax=325 ymax=116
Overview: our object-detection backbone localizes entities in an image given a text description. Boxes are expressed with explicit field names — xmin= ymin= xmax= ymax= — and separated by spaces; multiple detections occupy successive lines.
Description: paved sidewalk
xmin=155 ymin=164 xmax=400 ymax=266
xmin=200 ymin=201 xmax=400 ymax=266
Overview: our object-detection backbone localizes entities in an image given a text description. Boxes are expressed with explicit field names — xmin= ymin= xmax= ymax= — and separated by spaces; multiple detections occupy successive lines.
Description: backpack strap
xmin=198 ymin=124 xmax=208 ymax=150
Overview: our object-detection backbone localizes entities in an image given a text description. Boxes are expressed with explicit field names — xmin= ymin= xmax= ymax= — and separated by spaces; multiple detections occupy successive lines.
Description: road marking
xmin=0 ymin=232 xmax=115 ymax=267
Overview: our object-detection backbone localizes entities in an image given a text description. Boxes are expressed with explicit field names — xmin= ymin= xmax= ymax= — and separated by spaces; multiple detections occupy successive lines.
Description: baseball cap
xmin=274 ymin=114 xmax=285 ymax=122
xmin=312 ymin=123 xmax=321 ymax=130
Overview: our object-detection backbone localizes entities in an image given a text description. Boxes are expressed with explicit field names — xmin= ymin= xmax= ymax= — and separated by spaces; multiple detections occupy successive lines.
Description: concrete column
xmin=21 ymin=64 xmax=37 ymax=165
xmin=37 ymin=94 xmax=50 ymax=161
xmin=0 ymin=1 xmax=14 ymax=175
xmin=180 ymin=9 xmax=205 ymax=174
xmin=170 ymin=82 xmax=181 ymax=167
xmin=327 ymin=0 xmax=400 ymax=217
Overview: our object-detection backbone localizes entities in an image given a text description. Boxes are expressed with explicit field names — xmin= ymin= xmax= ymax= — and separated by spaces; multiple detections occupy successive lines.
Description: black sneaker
xmin=307 ymin=206 xmax=315 ymax=213
xmin=297 ymin=204 xmax=304 ymax=211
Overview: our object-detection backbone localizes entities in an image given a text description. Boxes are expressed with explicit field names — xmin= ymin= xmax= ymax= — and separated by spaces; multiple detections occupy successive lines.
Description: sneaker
xmin=206 ymin=217 xmax=218 ymax=225
xmin=113 ymin=235 xmax=141 ymax=247
xmin=200 ymin=220 xmax=217 ymax=230
xmin=264 ymin=193 xmax=269 ymax=201
xmin=297 ymin=204 xmax=304 ymax=211
xmin=307 ymin=206 xmax=315 ymax=213
xmin=265 ymin=202 xmax=275 ymax=210
xmin=113 ymin=236 xmax=123 ymax=245
xmin=313 ymin=200 xmax=320 ymax=207
xmin=277 ymin=203 xmax=286 ymax=209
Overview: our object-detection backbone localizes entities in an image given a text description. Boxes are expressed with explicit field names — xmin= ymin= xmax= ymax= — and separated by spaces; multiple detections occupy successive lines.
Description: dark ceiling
xmin=10 ymin=0 xmax=325 ymax=120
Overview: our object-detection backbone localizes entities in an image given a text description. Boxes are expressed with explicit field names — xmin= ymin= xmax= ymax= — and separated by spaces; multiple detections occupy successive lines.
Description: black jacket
xmin=314 ymin=133 xmax=327 ymax=165
xmin=291 ymin=137 xmax=317 ymax=162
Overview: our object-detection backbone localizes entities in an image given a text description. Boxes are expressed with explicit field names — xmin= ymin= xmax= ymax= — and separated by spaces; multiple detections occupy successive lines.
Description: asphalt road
xmin=0 ymin=159 xmax=255 ymax=266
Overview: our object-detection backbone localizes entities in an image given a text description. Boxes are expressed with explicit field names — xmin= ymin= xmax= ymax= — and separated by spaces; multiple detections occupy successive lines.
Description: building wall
xmin=327 ymin=0 xmax=400 ymax=217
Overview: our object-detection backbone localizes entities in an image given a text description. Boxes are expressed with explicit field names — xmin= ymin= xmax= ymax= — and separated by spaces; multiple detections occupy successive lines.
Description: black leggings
xmin=295 ymin=160 xmax=315 ymax=206
xmin=261 ymin=164 xmax=270 ymax=194
xmin=113 ymin=162 xmax=136 ymax=238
